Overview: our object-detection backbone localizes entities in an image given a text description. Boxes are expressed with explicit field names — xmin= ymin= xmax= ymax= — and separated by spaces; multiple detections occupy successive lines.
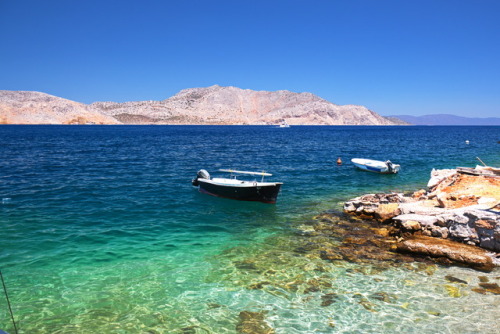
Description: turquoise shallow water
xmin=1 ymin=125 xmax=499 ymax=333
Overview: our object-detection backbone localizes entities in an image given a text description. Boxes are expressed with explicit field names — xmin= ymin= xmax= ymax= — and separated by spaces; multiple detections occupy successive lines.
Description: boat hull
xmin=197 ymin=179 xmax=282 ymax=204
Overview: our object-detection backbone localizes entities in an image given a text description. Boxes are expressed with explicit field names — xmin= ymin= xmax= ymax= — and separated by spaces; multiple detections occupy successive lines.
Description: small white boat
xmin=351 ymin=158 xmax=400 ymax=174
xmin=192 ymin=169 xmax=283 ymax=203
xmin=278 ymin=120 xmax=290 ymax=128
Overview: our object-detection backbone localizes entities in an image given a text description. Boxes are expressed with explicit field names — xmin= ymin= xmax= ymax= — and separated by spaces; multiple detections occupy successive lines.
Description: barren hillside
xmin=1 ymin=86 xmax=399 ymax=125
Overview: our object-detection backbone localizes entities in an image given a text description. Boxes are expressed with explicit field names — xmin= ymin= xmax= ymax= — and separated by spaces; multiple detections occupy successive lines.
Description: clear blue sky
xmin=1 ymin=0 xmax=499 ymax=117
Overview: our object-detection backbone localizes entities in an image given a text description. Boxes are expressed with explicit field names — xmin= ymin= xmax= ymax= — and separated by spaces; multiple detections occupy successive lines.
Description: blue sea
xmin=1 ymin=125 xmax=499 ymax=334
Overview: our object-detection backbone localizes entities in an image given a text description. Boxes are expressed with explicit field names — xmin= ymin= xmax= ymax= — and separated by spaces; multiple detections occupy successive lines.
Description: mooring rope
xmin=0 ymin=270 xmax=18 ymax=334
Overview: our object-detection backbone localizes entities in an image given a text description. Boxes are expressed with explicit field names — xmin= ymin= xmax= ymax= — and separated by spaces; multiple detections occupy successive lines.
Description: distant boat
xmin=351 ymin=158 xmax=400 ymax=174
xmin=192 ymin=169 xmax=283 ymax=203
xmin=278 ymin=120 xmax=290 ymax=128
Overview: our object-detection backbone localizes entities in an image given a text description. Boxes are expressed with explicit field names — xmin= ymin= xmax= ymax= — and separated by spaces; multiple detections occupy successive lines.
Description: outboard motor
xmin=192 ymin=169 xmax=210 ymax=186
xmin=386 ymin=160 xmax=394 ymax=173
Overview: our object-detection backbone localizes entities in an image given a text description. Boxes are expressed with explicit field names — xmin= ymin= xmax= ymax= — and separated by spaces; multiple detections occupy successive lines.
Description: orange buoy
xmin=336 ymin=157 xmax=342 ymax=165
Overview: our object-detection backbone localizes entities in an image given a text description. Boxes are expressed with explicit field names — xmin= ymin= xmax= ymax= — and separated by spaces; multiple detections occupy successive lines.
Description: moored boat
xmin=351 ymin=158 xmax=400 ymax=174
xmin=278 ymin=120 xmax=290 ymax=128
xmin=192 ymin=169 xmax=283 ymax=203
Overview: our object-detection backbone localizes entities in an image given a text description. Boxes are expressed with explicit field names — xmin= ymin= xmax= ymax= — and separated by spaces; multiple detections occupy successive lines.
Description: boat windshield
xmin=218 ymin=169 xmax=271 ymax=182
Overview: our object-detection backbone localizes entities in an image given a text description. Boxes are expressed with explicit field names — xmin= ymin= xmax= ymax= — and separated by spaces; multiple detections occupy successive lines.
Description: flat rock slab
xmin=397 ymin=235 xmax=494 ymax=271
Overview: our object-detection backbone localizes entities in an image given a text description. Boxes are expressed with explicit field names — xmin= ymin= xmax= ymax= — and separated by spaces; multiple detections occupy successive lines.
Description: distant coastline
xmin=389 ymin=114 xmax=500 ymax=126
xmin=3 ymin=88 xmax=497 ymax=126
xmin=0 ymin=86 xmax=400 ymax=126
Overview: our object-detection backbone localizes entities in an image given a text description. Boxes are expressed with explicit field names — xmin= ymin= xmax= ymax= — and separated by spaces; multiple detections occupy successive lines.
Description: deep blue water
xmin=1 ymin=125 xmax=499 ymax=333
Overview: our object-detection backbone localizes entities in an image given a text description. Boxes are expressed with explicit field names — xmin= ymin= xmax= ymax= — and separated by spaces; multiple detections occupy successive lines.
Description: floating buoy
xmin=336 ymin=157 xmax=342 ymax=165
xmin=465 ymin=140 xmax=469 ymax=144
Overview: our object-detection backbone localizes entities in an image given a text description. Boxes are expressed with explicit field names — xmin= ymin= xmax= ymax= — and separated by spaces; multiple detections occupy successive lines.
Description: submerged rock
xmin=321 ymin=292 xmax=339 ymax=307
xmin=370 ymin=292 xmax=398 ymax=303
xmin=236 ymin=311 xmax=275 ymax=334
xmin=472 ymin=282 xmax=500 ymax=295
xmin=444 ymin=275 xmax=468 ymax=284
xmin=478 ymin=283 xmax=500 ymax=294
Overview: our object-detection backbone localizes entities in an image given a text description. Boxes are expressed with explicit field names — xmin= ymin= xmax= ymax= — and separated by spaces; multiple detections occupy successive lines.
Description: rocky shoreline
xmin=343 ymin=167 xmax=500 ymax=271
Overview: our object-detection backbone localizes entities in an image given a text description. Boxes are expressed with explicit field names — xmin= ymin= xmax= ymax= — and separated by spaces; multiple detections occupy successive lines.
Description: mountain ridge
xmin=1 ymin=86 xmax=398 ymax=125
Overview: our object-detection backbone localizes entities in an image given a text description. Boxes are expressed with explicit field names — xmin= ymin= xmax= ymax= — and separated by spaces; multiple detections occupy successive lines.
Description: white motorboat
xmin=278 ymin=120 xmax=290 ymax=128
xmin=351 ymin=158 xmax=400 ymax=174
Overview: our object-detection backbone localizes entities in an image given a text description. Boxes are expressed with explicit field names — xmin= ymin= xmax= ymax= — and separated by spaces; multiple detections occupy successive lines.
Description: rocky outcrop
xmin=343 ymin=168 xmax=500 ymax=269
xmin=0 ymin=91 xmax=120 ymax=125
xmin=1 ymin=86 xmax=400 ymax=125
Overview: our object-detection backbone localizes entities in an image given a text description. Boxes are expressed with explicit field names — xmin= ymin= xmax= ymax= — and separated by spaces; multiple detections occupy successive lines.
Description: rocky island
xmin=0 ymin=86 xmax=403 ymax=125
